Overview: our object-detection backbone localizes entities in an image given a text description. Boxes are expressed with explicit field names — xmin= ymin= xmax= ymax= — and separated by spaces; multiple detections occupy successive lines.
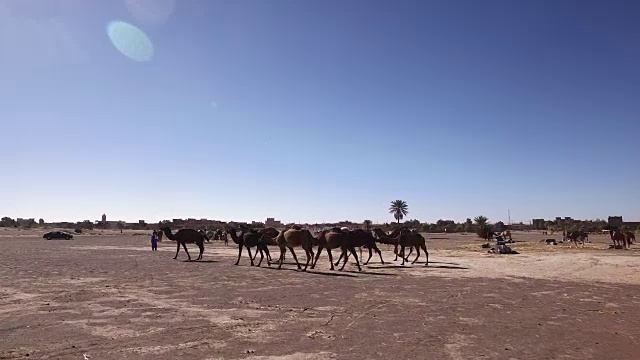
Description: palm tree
xmin=363 ymin=220 xmax=372 ymax=231
xmin=473 ymin=215 xmax=488 ymax=226
xmin=389 ymin=200 xmax=409 ymax=224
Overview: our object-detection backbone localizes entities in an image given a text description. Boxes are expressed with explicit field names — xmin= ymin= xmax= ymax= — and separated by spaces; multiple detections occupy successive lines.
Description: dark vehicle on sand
xmin=43 ymin=231 xmax=73 ymax=240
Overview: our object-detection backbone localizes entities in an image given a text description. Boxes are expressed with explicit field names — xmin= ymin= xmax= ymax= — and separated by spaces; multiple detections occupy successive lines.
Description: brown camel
xmin=566 ymin=230 xmax=588 ymax=248
xmin=625 ymin=231 xmax=635 ymax=246
xmin=311 ymin=228 xmax=362 ymax=271
xmin=374 ymin=228 xmax=428 ymax=266
xmin=249 ymin=227 xmax=280 ymax=262
xmin=609 ymin=229 xmax=629 ymax=249
xmin=372 ymin=228 xmax=414 ymax=262
xmin=161 ymin=227 xmax=206 ymax=261
xmin=273 ymin=228 xmax=315 ymax=271
xmin=333 ymin=229 xmax=384 ymax=266
xmin=226 ymin=228 xmax=272 ymax=267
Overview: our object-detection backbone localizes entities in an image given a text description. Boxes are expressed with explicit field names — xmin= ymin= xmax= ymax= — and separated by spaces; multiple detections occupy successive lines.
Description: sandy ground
xmin=1 ymin=229 xmax=639 ymax=359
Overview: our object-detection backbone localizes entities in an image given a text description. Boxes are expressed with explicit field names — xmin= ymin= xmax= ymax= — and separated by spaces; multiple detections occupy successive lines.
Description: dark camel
xmin=372 ymin=228 xmax=414 ymax=262
xmin=625 ymin=231 xmax=635 ymax=246
xmin=609 ymin=229 xmax=629 ymax=249
xmin=161 ymin=227 xmax=206 ymax=261
xmin=311 ymin=228 xmax=362 ymax=271
xmin=249 ymin=227 xmax=280 ymax=263
xmin=333 ymin=229 xmax=384 ymax=266
xmin=566 ymin=230 xmax=588 ymax=248
xmin=374 ymin=228 xmax=429 ymax=266
xmin=226 ymin=228 xmax=272 ymax=266
xmin=273 ymin=228 xmax=315 ymax=271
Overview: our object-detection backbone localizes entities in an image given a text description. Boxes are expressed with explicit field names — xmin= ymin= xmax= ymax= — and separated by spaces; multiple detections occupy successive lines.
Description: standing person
xmin=151 ymin=231 xmax=158 ymax=251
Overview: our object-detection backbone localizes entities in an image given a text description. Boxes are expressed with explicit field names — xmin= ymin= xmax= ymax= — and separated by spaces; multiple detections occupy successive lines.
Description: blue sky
xmin=1 ymin=0 xmax=639 ymax=224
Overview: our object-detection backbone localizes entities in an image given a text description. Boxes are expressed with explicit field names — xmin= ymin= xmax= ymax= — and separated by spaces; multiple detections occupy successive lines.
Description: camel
xmin=501 ymin=230 xmax=512 ymax=242
xmin=332 ymin=229 xmax=384 ymax=266
xmin=609 ymin=229 xmax=629 ymax=249
xmin=373 ymin=228 xmax=428 ymax=266
xmin=247 ymin=227 xmax=280 ymax=263
xmin=311 ymin=228 xmax=362 ymax=271
xmin=273 ymin=228 xmax=315 ymax=271
xmin=161 ymin=227 xmax=206 ymax=261
xmin=565 ymin=230 xmax=588 ymax=248
xmin=625 ymin=231 xmax=635 ymax=246
xmin=226 ymin=228 xmax=272 ymax=266
xmin=372 ymin=228 xmax=414 ymax=262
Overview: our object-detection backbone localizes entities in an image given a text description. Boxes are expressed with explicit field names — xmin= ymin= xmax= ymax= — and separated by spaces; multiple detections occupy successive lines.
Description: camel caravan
xmin=158 ymin=223 xmax=635 ymax=270
xmin=158 ymin=225 xmax=429 ymax=271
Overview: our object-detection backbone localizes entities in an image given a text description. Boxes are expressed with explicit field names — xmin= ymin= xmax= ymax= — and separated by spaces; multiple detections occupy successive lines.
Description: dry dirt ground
xmin=1 ymin=229 xmax=639 ymax=359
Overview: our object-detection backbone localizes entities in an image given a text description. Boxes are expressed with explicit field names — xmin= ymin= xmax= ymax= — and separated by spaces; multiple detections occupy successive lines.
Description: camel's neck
xmin=228 ymin=230 xmax=242 ymax=244
xmin=163 ymin=229 xmax=175 ymax=240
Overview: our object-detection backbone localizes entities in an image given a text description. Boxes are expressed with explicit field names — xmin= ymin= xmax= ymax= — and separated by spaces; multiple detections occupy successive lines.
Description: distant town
xmin=1 ymin=214 xmax=638 ymax=233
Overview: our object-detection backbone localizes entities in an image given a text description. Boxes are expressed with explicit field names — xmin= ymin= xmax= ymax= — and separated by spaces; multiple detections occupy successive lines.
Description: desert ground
xmin=1 ymin=228 xmax=639 ymax=359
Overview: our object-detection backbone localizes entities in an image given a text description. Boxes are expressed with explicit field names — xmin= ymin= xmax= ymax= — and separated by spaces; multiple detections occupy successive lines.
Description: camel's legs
xmin=411 ymin=246 xmax=421 ymax=264
xmin=363 ymin=247 xmax=373 ymax=265
xmin=405 ymin=246 xmax=414 ymax=261
xmin=393 ymin=244 xmax=399 ymax=261
xmin=173 ymin=242 xmax=181 ymax=259
xmin=422 ymin=244 xmax=429 ymax=266
xmin=263 ymin=246 xmax=272 ymax=266
xmin=303 ymin=247 xmax=312 ymax=271
xmin=400 ymin=245 xmax=406 ymax=265
xmin=247 ymin=246 xmax=255 ymax=266
xmin=182 ymin=243 xmax=191 ymax=260
xmin=197 ymin=243 xmax=204 ymax=260
xmin=311 ymin=245 xmax=324 ymax=269
xmin=375 ymin=246 xmax=384 ymax=265
xmin=234 ymin=243 xmax=243 ymax=265
xmin=256 ymin=248 xmax=264 ymax=267
xmin=333 ymin=250 xmax=344 ymax=267
xmin=339 ymin=247 xmax=349 ymax=270
xmin=340 ymin=246 xmax=361 ymax=271
xmin=288 ymin=246 xmax=302 ymax=270
xmin=277 ymin=246 xmax=286 ymax=269
xmin=327 ymin=248 xmax=335 ymax=270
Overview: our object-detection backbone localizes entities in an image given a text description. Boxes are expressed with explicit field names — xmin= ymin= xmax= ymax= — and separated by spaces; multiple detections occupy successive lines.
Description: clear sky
xmin=1 ymin=0 xmax=639 ymax=224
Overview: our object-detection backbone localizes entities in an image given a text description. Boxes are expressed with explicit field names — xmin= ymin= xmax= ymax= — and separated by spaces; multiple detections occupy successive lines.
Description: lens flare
xmin=107 ymin=21 xmax=154 ymax=62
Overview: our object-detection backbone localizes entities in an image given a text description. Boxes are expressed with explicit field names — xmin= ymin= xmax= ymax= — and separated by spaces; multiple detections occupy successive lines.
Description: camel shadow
xmin=430 ymin=261 xmax=464 ymax=266
xmin=345 ymin=270 xmax=397 ymax=277
xmin=182 ymin=260 xmax=218 ymax=263
xmin=261 ymin=266 xmax=356 ymax=277
xmin=367 ymin=265 xmax=414 ymax=270
xmin=427 ymin=264 xmax=469 ymax=270
xmin=307 ymin=270 xmax=358 ymax=278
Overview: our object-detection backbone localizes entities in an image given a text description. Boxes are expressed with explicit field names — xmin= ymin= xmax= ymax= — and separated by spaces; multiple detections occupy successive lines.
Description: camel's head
xmin=160 ymin=227 xmax=171 ymax=234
